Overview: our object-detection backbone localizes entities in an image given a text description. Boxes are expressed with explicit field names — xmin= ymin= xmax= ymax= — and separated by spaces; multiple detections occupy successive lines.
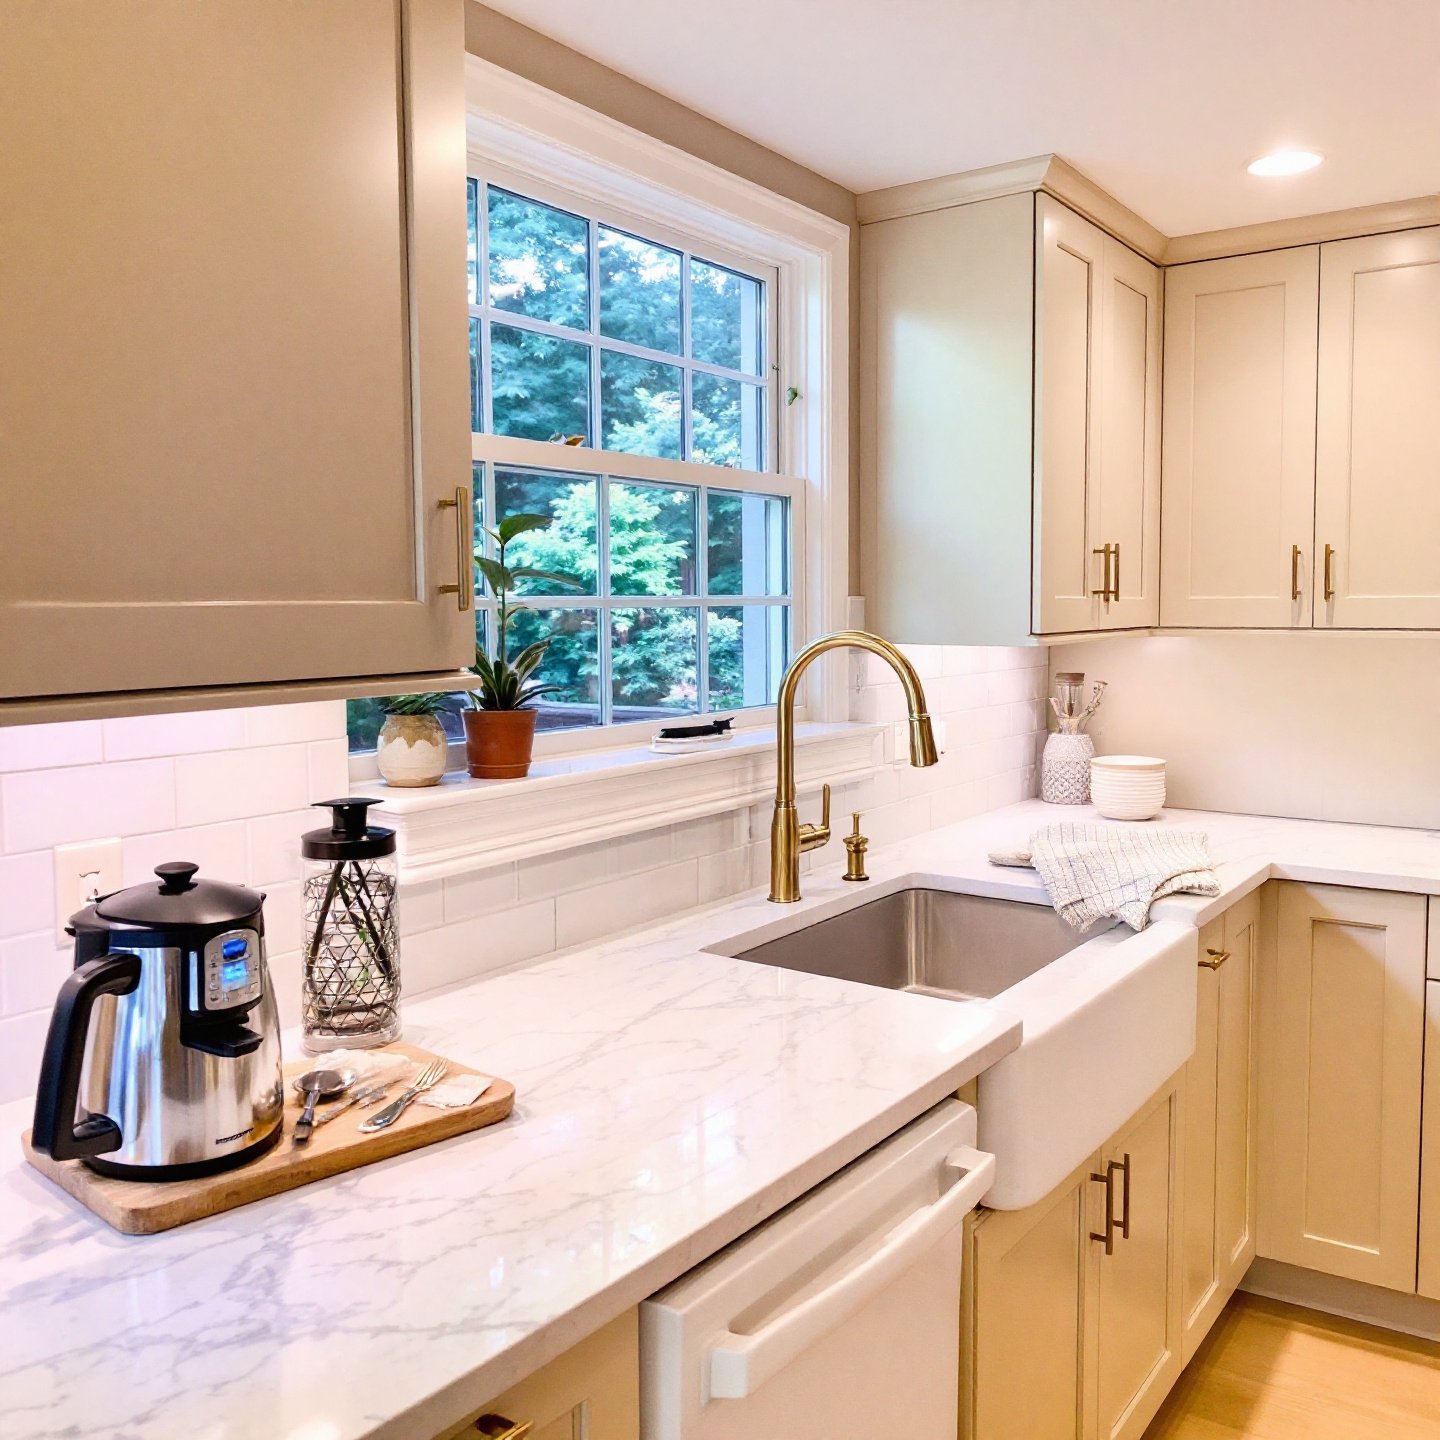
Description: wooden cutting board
xmin=22 ymin=1041 xmax=514 ymax=1235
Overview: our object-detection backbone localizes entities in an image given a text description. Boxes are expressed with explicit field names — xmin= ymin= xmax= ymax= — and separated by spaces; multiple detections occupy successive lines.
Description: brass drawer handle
xmin=475 ymin=1417 xmax=532 ymax=1440
xmin=1089 ymin=1161 xmax=1118 ymax=1254
xmin=1111 ymin=542 xmax=1120 ymax=599
xmin=1198 ymin=947 xmax=1230 ymax=970
xmin=1323 ymin=543 xmax=1335 ymax=603
xmin=1116 ymin=1151 xmax=1131 ymax=1242
xmin=1091 ymin=544 xmax=1114 ymax=602
xmin=438 ymin=486 xmax=474 ymax=612
xmin=1291 ymin=543 xmax=1302 ymax=602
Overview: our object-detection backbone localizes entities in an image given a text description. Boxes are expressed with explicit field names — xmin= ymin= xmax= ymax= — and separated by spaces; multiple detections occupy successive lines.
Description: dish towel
xmin=989 ymin=823 xmax=1220 ymax=932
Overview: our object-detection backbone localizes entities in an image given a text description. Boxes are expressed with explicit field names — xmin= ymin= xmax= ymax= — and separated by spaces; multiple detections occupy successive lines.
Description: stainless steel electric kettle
xmin=31 ymin=862 xmax=284 ymax=1180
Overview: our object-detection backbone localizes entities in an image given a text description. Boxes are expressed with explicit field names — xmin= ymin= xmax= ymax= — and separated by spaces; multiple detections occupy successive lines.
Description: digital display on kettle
xmin=221 ymin=937 xmax=249 ymax=961
xmin=221 ymin=959 xmax=250 ymax=989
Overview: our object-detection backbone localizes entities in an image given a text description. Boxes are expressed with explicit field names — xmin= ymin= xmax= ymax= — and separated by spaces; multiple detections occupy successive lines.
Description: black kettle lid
xmin=301 ymin=798 xmax=395 ymax=861
xmin=91 ymin=862 xmax=263 ymax=930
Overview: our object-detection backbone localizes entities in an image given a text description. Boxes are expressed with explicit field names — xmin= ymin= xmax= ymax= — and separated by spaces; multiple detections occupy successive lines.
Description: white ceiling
xmin=485 ymin=0 xmax=1440 ymax=236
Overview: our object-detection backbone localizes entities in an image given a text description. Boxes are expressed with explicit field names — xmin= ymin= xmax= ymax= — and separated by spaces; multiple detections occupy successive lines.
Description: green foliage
xmin=381 ymin=692 xmax=451 ymax=717
xmin=468 ymin=513 xmax=582 ymax=711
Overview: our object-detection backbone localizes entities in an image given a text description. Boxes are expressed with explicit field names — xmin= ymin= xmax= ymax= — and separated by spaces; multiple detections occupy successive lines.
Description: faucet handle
xmin=798 ymin=783 xmax=832 ymax=853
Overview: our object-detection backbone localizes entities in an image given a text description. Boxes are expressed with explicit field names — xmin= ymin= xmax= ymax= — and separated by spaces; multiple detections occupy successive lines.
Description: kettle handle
xmin=31 ymin=952 xmax=142 ymax=1161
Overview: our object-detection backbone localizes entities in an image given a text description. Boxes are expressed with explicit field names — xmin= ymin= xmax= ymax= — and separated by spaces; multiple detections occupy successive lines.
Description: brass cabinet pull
xmin=1091 ymin=544 xmax=1114 ymax=602
xmin=1111 ymin=542 xmax=1121 ymax=599
xmin=437 ymin=486 xmax=474 ymax=612
xmin=1116 ymin=1152 xmax=1131 ymax=1242
xmin=1323 ymin=543 xmax=1336 ymax=603
xmin=474 ymin=1416 xmax=532 ymax=1440
xmin=1089 ymin=1163 xmax=1117 ymax=1254
xmin=1291 ymin=543 xmax=1302 ymax=602
xmin=1198 ymin=947 xmax=1231 ymax=970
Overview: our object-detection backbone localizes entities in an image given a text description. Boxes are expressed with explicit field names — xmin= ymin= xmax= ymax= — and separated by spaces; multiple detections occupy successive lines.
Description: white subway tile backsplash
xmin=443 ymin=865 xmax=517 ymax=923
xmin=0 ymin=1011 xmax=50 ymax=1103
xmin=0 ymin=720 xmax=104 ymax=773
xmin=174 ymin=745 xmax=308 ymax=827
xmin=2 ymin=759 xmax=175 ymax=852
xmin=122 ymin=822 xmax=249 ymax=888
xmin=0 ymin=851 xmax=54 ymax=939
xmin=102 ymin=709 xmax=247 ymax=761
xmin=246 ymin=810 xmax=316 ymax=887
xmin=404 ymin=899 xmax=556 ymax=993
xmin=401 ymin=880 xmax=447 ymax=937
xmin=244 ymin=701 xmax=346 ymax=749
xmin=306 ymin=738 xmax=350 ymax=801
xmin=673 ymin=809 xmax=748 ymax=861
xmin=1 ymin=931 xmax=71 ymax=1016
xmin=555 ymin=859 xmax=700 ymax=950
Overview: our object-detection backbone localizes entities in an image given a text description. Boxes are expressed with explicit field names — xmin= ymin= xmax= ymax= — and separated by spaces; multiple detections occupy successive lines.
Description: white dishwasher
xmin=640 ymin=1098 xmax=995 ymax=1439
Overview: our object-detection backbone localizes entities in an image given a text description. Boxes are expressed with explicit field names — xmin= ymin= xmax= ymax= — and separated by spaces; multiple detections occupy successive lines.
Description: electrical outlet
xmin=54 ymin=839 xmax=122 ymax=946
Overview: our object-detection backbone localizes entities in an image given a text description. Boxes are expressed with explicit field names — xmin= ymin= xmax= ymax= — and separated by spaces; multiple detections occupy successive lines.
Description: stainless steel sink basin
xmin=714 ymin=888 xmax=1088 ymax=1001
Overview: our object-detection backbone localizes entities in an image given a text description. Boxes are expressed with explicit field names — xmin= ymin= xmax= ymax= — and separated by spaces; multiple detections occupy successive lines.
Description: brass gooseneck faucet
xmin=769 ymin=630 xmax=938 ymax=903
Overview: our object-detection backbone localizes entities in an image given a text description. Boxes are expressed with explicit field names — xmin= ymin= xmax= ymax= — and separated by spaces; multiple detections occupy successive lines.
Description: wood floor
xmin=1143 ymin=1293 xmax=1440 ymax=1439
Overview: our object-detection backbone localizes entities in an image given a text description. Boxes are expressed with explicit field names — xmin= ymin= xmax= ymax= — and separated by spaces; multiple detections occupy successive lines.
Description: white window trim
xmin=350 ymin=61 xmax=852 ymax=801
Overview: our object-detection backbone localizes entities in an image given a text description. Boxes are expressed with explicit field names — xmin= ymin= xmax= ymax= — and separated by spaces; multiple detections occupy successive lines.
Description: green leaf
xmin=509 ymin=639 xmax=549 ymax=683
xmin=496 ymin=512 xmax=553 ymax=545
xmin=476 ymin=557 xmax=514 ymax=595
xmin=509 ymin=566 xmax=584 ymax=592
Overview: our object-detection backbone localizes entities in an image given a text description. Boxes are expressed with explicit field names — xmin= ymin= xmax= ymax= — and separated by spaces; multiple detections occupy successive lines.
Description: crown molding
xmin=1163 ymin=194 xmax=1440 ymax=264
xmin=857 ymin=153 xmax=1167 ymax=261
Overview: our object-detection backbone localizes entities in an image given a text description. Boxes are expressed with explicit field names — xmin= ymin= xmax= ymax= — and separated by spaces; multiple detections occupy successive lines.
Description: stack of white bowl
xmin=1090 ymin=755 xmax=1166 ymax=820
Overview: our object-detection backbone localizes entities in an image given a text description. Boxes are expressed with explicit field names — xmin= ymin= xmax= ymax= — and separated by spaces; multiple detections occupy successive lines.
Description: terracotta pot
xmin=375 ymin=713 xmax=448 ymax=787
xmin=462 ymin=708 xmax=539 ymax=779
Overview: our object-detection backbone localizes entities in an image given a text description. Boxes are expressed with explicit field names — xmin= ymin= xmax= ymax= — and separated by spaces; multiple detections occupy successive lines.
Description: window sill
xmin=372 ymin=722 xmax=884 ymax=884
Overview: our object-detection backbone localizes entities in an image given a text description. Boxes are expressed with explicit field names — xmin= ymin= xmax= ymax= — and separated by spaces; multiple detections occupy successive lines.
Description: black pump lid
xmin=302 ymin=798 xmax=395 ymax=861
xmin=92 ymin=862 xmax=263 ymax=930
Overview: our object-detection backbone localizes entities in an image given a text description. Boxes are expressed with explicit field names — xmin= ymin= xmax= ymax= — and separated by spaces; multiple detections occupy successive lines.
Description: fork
xmin=356 ymin=1059 xmax=448 ymax=1133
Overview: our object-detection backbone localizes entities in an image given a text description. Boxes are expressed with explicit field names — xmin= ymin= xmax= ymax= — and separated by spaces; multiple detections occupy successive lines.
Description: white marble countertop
xmin=4 ymin=797 xmax=1438 ymax=1440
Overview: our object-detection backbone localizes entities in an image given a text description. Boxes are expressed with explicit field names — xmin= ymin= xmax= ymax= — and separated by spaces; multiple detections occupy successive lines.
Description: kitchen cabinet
xmin=1178 ymin=893 xmax=1259 ymax=1361
xmin=1260 ymin=883 xmax=1427 ymax=1291
xmin=1159 ymin=249 xmax=1319 ymax=628
xmin=1034 ymin=197 xmax=1162 ymax=634
xmin=1091 ymin=1080 xmax=1183 ymax=1440
xmin=963 ymin=1159 xmax=1089 ymax=1440
xmin=1314 ymin=227 xmax=1440 ymax=628
xmin=0 ymin=1 xmax=473 ymax=707
xmin=440 ymin=1310 xmax=639 ymax=1440
xmin=963 ymin=1074 xmax=1181 ymax=1440
xmin=1419 ymin=980 xmax=1440 ymax=1302
xmin=861 ymin=190 xmax=1159 ymax=646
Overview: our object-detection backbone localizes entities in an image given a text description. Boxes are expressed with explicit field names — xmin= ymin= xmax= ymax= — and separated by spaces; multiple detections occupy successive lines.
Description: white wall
xmin=1051 ymin=633 xmax=1440 ymax=830
xmin=0 ymin=646 xmax=1045 ymax=1102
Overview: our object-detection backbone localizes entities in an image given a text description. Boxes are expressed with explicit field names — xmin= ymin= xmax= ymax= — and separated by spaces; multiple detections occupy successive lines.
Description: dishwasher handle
xmin=707 ymin=1144 xmax=995 ymax=1402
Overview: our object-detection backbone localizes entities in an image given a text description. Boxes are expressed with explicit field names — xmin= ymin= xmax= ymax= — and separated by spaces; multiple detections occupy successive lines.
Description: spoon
xmin=291 ymin=1067 xmax=354 ymax=1145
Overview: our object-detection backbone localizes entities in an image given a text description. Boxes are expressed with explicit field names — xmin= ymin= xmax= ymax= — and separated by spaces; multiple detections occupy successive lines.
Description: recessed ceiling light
xmin=1247 ymin=149 xmax=1324 ymax=178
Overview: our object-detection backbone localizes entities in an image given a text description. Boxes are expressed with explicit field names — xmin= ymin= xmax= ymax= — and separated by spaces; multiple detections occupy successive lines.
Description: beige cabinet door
xmin=964 ymin=1165 xmax=1089 ymax=1440
xmin=443 ymin=1311 xmax=639 ymax=1440
xmin=1315 ymin=227 xmax=1440 ymax=628
xmin=1034 ymin=197 xmax=1106 ymax=635
xmin=1094 ymin=238 xmax=1162 ymax=631
xmin=1179 ymin=895 xmax=1259 ymax=1362
xmin=1090 ymin=1078 xmax=1182 ymax=1440
xmin=1161 ymin=249 xmax=1319 ymax=628
xmin=1261 ymin=883 xmax=1426 ymax=1290
xmin=0 ymin=1 xmax=473 ymax=701
xmin=1420 ymin=980 xmax=1440 ymax=1301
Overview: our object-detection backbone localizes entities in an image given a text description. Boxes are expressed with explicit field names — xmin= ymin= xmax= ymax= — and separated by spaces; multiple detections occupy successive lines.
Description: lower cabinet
xmin=1419 ymin=980 xmax=1440 ymax=1302
xmin=1259 ymin=883 xmax=1427 ymax=1291
xmin=963 ymin=1074 xmax=1183 ymax=1440
xmin=441 ymin=1310 xmax=639 ymax=1440
xmin=1179 ymin=892 xmax=1259 ymax=1359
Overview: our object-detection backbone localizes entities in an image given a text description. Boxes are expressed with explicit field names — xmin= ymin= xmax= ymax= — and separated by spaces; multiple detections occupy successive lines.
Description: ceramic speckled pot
xmin=375 ymin=713 xmax=448 ymax=788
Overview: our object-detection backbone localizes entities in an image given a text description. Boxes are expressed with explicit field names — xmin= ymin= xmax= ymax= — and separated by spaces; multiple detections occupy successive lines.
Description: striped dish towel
xmin=989 ymin=823 xmax=1219 ymax=931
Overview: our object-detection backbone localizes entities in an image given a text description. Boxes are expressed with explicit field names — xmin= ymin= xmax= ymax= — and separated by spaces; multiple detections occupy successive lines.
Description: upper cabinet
xmin=1315 ymin=227 xmax=1440 ymax=628
xmin=862 ymin=191 xmax=1160 ymax=646
xmin=1034 ymin=198 xmax=1162 ymax=634
xmin=0 ymin=1 xmax=473 ymax=707
xmin=1160 ymin=249 xmax=1319 ymax=628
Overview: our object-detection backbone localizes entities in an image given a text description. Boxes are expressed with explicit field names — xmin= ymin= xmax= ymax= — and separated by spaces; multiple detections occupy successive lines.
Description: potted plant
xmin=375 ymin=692 xmax=451 ymax=788
xmin=463 ymin=513 xmax=580 ymax=779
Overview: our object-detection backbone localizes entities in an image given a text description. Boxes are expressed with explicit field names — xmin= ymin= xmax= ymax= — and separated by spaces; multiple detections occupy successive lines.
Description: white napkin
xmin=417 ymin=1074 xmax=494 ymax=1109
